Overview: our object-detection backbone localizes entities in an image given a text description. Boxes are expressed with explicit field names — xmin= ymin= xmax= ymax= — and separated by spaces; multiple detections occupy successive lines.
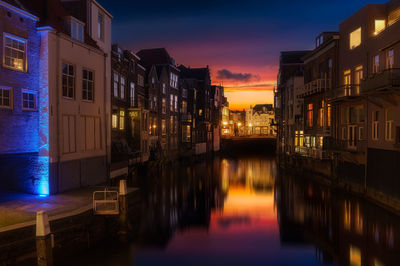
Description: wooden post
xmin=36 ymin=211 xmax=53 ymax=266
xmin=119 ymin=179 xmax=128 ymax=241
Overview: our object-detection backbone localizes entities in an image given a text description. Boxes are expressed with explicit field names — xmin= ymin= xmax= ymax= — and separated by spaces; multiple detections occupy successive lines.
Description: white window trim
xmin=82 ymin=68 xmax=94 ymax=102
xmin=21 ymin=89 xmax=37 ymax=111
xmin=62 ymin=62 xmax=75 ymax=99
xmin=0 ymin=86 xmax=13 ymax=109
xmin=3 ymin=33 xmax=27 ymax=73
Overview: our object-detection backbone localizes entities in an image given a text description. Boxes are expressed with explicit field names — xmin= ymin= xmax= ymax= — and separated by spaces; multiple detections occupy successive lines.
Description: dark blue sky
xmin=98 ymin=0 xmax=387 ymax=109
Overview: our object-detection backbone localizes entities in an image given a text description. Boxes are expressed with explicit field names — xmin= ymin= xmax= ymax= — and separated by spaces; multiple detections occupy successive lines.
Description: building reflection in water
xmin=277 ymin=169 xmax=400 ymax=266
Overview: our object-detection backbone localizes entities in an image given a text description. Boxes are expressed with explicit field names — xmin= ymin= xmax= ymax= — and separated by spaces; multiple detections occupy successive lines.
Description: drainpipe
xmin=104 ymin=53 xmax=109 ymax=182
xmin=56 ymin=33 xmax=61 ymax=194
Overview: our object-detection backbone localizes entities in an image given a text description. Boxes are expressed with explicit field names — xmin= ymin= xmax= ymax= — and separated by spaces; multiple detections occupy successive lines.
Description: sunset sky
xmin=100 ymin=0 xmax=386 ymax=110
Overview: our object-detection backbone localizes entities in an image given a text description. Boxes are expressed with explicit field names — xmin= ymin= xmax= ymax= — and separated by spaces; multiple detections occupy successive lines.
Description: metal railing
xmin=298 ymin=78 xmax=331 ymax=98
xmin=93 ymin=189 xmax=119 ymax=215
xmin=360 ymin=68 xmax=400 ymax=93
xmin=327 ymin=85 xmax=360 ymax=100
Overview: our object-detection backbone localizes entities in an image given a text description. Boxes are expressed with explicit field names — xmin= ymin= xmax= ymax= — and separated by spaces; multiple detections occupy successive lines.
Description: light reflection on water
xmin=61 ymin=155 xmax=400 ymax=266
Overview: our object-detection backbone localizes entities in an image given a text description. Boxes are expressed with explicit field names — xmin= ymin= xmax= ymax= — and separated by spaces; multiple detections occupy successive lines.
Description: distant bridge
xmin=221 ymin=136 xmax=277 ymax=154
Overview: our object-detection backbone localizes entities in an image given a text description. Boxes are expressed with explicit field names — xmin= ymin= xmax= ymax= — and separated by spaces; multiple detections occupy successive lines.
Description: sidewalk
xmin=0 ymin=186 xmax=138 ymax=232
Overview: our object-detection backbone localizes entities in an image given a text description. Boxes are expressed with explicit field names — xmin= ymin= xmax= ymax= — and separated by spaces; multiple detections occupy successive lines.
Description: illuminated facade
xmin=0 ymin=0 xmax=113 ymax=194
xmin=245 ymin=104 xmax=276 ymax=136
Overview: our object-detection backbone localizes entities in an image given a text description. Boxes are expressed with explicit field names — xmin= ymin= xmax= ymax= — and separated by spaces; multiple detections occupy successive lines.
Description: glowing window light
xmin=350 ymin=27 xmax=361 ymax=49
xmin=374 ymin=20 xmax=386 ymax=35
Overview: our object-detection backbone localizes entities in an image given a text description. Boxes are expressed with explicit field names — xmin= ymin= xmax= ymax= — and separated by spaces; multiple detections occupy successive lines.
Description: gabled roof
xmin=280 ymin=51 xmax=310 ymax=65
xmin=137 ymin=48 xmax=175 ymax=68
xmin=0 ymin=0 xmax=39 ymax=20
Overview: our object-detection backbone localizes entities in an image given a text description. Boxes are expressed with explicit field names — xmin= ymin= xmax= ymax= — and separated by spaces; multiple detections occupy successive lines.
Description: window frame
xmin=350 ymin=27 xmax=362 ymax=50
xmin=82 ymin=68 xmax=94 ymax=102
xmin=21 ymin=89 xmax=37 ymax=111
xmin=97 ymin=11 xmax=104 ymax=41
xmin=62 ymin=62 xmax=75 ymax=99
xmin=3 ymin=33 xmax=27 ymax=73
xmin=0 ymin=87 xmax=13 ymax=109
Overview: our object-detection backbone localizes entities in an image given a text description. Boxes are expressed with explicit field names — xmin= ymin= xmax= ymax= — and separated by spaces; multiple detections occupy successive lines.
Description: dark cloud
xmin=216 ymin=69 xmax=259 ymax=82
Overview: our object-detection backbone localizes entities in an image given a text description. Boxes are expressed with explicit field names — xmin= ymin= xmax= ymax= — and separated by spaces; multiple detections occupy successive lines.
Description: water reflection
xmin=61 ymin=155 xmax=400 ymax=266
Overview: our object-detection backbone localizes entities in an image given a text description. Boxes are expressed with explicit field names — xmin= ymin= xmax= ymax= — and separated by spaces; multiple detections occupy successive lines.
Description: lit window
xmin=162 ymin=98 xmax=166 ymax=114
xmin=181 ymin=101 xmax=187 ymax=114
xmin=162 ymin=83 xmax=166 ymax=94
xmin=3 ymin=34 xmax=26 ymax=72
xmin=385 ymin=109 xmax=394 ymax=141
xmin=70 ymin=19 xmax=84 ymax=42
xmin=354 ymin=66 xmax=363 ymax=85
xmin=119 ymin=110 xmax=125 ymax=130
xmin=374 ymin=20 xmax=386 ymax=35
xmin=62 ymin=63 xmax=75 ymax=99
xmin=120 ymin=77 xmax=125 ymax=99
xmin=373 ymin=55 xmax=380 ymax=73
xmin=182 ymin=125 xmax=191 ymax=142
xmin=112 ymin=113 xmax=118 ymax=129
xmin=350 ymin=27 xmax=361 ymax=49
xmin=22 ymin=90 xmax=36 ymax=111
xmin=97 ymin=12 xmax=104 ymax=40
xmin=388 ymin=7 xmax=400 ymax=26
xmin=161 ymin=119 xmax=166 ymax=135
xmin=387 ymin=49 xmax=394 ymax=69
xmin=170 ymin=94 xmax=174 ymax=112
xmin=327 ymin=104 xmax=332 ymax=127
xmin=130 ymin=82 xmax=135 ymax=107
xmin=344 ymin=200 xmax=351 ymax=230
xmin=372 ymin=111 xmax=379 ymax=140
xmin=0 ymin=87 xmax=12 ymax=108
xmin=307 ymin=103 xmax=313 ymax=127
xmin=349 ymin=245 xmax=361 ymax=266
xmin=174 ymin=95 xmax=178 ymax=112
xmin=82 ymin=69 xmax=94 ymax=101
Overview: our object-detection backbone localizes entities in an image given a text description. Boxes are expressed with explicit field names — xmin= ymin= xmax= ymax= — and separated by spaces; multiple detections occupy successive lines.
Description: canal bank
xmin=0 ymin=187 xmax=141 ymax=265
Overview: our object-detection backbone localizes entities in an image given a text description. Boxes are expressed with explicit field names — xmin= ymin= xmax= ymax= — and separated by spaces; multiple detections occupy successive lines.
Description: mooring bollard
xmin=36 ymin=211 xmax=53 ymax=266
xmin=119 ymin=179 xmax=128 ymax=241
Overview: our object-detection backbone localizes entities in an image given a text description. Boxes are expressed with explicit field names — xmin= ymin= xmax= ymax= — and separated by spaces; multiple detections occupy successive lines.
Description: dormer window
xmin=316 ymin=35 xmax=324 ymax=48
xmin=68 ymin=17 xmax=84 ymax=42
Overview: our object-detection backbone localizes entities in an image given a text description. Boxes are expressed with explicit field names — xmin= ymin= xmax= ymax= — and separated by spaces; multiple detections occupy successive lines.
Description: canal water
xmin=61 ymin=154 xmax=400 ymax=266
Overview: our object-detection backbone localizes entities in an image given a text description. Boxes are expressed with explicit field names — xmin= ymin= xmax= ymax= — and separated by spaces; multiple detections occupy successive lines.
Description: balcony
xmin=298 ymin=78 xmax=331 ymax=98
xmin=327 ymin=85 xmax=360 ymax=101
xmin=360 ymin=68 xmax=400 ymax=93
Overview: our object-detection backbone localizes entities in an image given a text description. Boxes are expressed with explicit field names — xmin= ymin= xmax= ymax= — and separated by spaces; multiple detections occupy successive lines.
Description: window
xmin=385 ymin=109 xmax=395 ymax=141
xmin=327 ymin=104 xmax=332 ymax=127
xmin=70 ymin=20 xmax=84 ymax=42
xmin=342 ymin=127 xmax=347 ymax=140
xmin=372 ymin=111 xmax=379 ymax=140
xmin=120 ymin=77 xmax=125 ymax=99
xmin=374 ymin=20 xmax=386 ymax=35
xmin=0 ymin=87 xmax=12 ymax=108
xmin=344 ymin=70 xmax=351 ymax=95
xmin=152 ymin=77 xmax=155 ymax=84
xmin=354 ymin=65 xmax=363 ymax=87
xmin=387 ymin=49 xmax=394 ymax=69
xmin=161 ymin=119 xmax=166 ymax=135
xmin=349 ymin=246 xmax=361 ymax=266
xmin=97 ymin=12 xmax=104 ymax=40
xmin=307 ymin=103 xmax=313 ymax=127
xmin=22 ymin=90 xmax=36 ymax=110
xmin=350 ymin=27 xmax=361 ymax=49
xmin=182 ymin=89 xmax=188 ymax=98
xmin=82 ymin=69 xmax=94 ymax=101
xmin=162 ymin=83 xmax=166 ymax=94
xmin=62 ymin=63 xmax=75 ymax=99
xmin=182 ymin=125 xmax=191 ymax=142
xmin=3 ymin=34 xmax=26 ymax=72
xmin=373 ymin=55 xmax=380 ymax=73
xmin=388 ymin=7 xmax=400 ymax=26
xmin=170 ymin=73 xmax=178 ymax=89
xmin=153 ymin=96 xmax=157 ymax=110
xmin=318 ymin=103 xmax=324 ymax=127
xmin=137 ymin=74 xmax=144 ymax=87
xmin=113 ymin=73 xmax=119 ymax=97
xmin=174 ymin=95 xmax=178 ymax=112
xmin=170 ymin=94 xmax=174 ymax=112
xmin=119 ymin=110 xmax=125 ymax=130
xmin=112 ymin=113 xmax=118 ymax=129
xmin=181 ymin=100 xmax=187 ymax=114
xmin=130 ymin=82 xmax=135 ymax=107
xmin=162 ymin=98 xmax=166 ymax=114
